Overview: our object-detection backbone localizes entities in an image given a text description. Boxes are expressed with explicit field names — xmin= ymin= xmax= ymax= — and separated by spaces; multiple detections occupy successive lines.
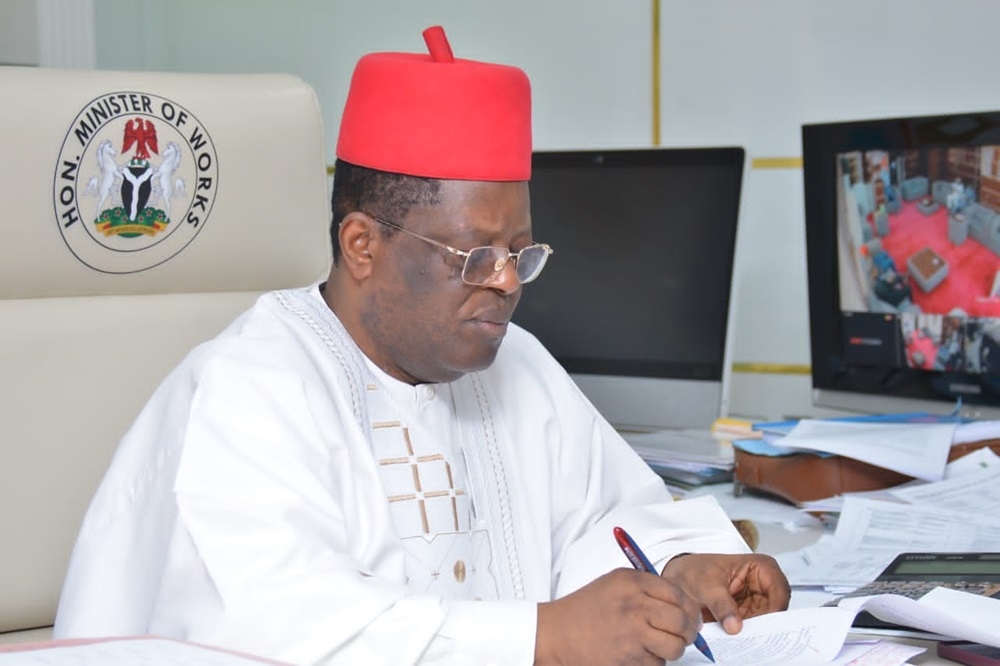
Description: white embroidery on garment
xmin=373 ymin=421 xmax=467 ymax=536
xmin=467 ymin=373 xmax=525 ymax=599
xmin=371 ymin=418 xmax=499 ymax=600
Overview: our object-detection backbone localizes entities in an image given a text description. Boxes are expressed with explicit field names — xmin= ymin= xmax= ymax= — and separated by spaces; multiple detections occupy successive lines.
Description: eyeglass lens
xmin=464 ymin=246 xmax=549 ymax=285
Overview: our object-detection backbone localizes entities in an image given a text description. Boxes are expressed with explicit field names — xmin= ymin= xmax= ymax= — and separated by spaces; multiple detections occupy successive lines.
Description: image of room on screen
xmin=834 ymin=145 xmax=1000 ymax=377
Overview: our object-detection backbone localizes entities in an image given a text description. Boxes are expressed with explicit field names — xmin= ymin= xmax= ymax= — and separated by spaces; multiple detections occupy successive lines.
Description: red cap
xmin=336 ymin=26 xmax=532 ymax=181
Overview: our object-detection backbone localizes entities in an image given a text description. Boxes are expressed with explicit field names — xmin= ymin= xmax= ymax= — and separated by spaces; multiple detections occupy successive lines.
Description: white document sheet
xmin=671 ymin=587 xmax=994 ymax=665
xmin=0 ymin=638 xmax=281 ymax=665
xmin=671 ymin=607 xmax=924 ymax=665
xmin=952 ymin=419 xmax=1000 ymax=445
xmin=673 ymin=607 xmax=853 ymax=665
xmin=777 ymin=420 xmax=955 ymax=480
xmin=832 ymin=496 xmax=1000 ymax=554
xmin=776 ymin=496 xmax=1000 ymax=589
xmin=798 ymin=447 xmax=1000 ymax=513
xmin=833 ymin=640 xmax=927 ymax=665
xmin=838 ymin=586 xmax=1000 ymax=648
xmin=943 ymin=445 xmax=1000 ymax=476
xmin=621 ymin=428 xmax=734 ymax=466
xmin=776 ymin=536 xmax=900 ymax=590
xmin=889 ymin=464 xmax=1000 ymax=513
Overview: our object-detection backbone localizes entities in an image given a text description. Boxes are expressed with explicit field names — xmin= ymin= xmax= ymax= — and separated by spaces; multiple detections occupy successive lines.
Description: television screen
xmin=803 ymin=111 xmax=1000 ymax=417
xmin=513 ymin=147 xmax=745 ymax=430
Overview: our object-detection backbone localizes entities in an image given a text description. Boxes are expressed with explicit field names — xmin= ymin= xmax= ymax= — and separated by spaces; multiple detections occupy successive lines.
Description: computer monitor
xmin=802 ymin=110 xmax=1000 ymax=419
xmin=512 ymin=147 xmax=745 ymax=431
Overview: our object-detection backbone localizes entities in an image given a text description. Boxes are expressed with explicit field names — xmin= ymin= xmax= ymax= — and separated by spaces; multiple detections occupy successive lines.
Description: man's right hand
xmin=534 ymin=568 xmax=703 ymax=665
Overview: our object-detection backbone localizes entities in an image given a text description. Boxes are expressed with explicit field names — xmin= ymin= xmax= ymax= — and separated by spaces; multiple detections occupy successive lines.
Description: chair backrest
xmin=0 ymin=66 xmax=331 ymax=634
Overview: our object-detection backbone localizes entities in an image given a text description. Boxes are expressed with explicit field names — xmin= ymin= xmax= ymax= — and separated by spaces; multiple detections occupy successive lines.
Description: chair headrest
xmin=0 ymin=66 xmax=331 ymax=299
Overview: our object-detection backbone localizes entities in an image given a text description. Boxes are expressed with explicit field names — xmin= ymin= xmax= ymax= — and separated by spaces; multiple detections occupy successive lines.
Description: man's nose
xmin=483 ymin=255 xmax=520 ymax=293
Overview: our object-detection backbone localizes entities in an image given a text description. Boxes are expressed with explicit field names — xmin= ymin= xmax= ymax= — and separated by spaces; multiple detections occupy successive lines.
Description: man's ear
xmin=338 ymin=211 xmax=377 ymax=280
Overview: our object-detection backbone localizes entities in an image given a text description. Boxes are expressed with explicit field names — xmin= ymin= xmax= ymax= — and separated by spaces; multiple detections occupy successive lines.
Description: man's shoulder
xmin=176 ymin=285 xmax=355 ymax=384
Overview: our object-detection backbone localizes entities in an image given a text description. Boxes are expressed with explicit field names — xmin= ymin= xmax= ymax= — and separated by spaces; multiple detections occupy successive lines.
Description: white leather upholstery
xmin=0 ymin=66 xmax=331 ymax=638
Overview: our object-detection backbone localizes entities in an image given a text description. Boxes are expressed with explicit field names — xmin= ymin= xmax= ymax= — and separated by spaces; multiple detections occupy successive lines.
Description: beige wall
xmin=14 ymin=0 xmax=1000 ymax=419
xmin=1 ymin=0 xmax=95 ymax=68
xmin=0 ymin=0 xmax=38 ymax=66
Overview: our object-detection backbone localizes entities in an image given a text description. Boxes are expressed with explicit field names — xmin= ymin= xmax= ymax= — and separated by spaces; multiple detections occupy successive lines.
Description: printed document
xmin=888 ymin=464 xmax=1000 ymax=513
xmin=0 ymin=638 xmax=285 ymax=665
xmin=673 ymin=585 xmax=999 ymax=664
xmin=777 ymin=420 xmax=955 ymax=480
xmin=671 ymin=606 xmax=924 ymax=665
xmin=777 ymin=496 xmax=1000 ymax=589
xmin=838 ymin=586 xmax=1000 ymax=648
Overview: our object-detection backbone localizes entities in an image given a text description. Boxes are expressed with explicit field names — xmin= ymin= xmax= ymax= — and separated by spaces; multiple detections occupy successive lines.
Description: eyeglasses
xmin=368 ymin=214 xmax=553 ymax=286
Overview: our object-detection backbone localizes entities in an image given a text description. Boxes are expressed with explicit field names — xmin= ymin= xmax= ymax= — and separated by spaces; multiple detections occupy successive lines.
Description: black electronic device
xmin=513 ymin=147 xmax=745 ymax=431
xmin=802 ymin=110 xmax=1000 ymax=420
xmin=835 ymin=552 xmax=1000 ymax=632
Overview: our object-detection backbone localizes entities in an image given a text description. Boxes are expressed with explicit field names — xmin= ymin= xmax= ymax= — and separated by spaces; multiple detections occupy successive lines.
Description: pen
xmin=613 ymin=526 xmax=715 ymax=663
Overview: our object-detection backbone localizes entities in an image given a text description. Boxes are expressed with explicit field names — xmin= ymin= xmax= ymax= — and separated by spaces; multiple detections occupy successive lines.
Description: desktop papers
xmin=621 ymin=429 xmax=734 ymax=487
xmin=776 ymin=420 xmax=955 ymax=481
xmin=888 ymin=462 xmax=1000 ymax=512
xmin=779 ymin=447 xmax=1000 ymax=590
xmin=799 ymin=446 xmax=1000 ymax=514
xmin=671 ymin=606 xmax=925 ymax=665
xmin=0 ymin=638 xmax=287 ymax=665
xmin=672 ymin=586 xmax=999 ymax=664
xmin=838 ymin=586 xmax=1000 ymax=648
xmin=778 ymin=494 xmax=1000 ymax=590
xmin=673 ymin=607 xmax=853 ymax=665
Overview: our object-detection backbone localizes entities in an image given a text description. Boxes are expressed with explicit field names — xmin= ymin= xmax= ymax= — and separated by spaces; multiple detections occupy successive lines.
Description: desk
xmin=686 ymin=483 xmax=952 ymax=665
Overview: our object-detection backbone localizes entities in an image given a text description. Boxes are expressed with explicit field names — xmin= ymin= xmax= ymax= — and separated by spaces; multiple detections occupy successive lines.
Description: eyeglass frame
xmin=364 ymin=212 xmax=553 ymax=286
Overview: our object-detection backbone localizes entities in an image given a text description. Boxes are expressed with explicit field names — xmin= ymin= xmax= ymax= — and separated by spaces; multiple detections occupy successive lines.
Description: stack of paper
xmin=0 ymin=637 xmax=288 ymax=664
xmin=670 ymin=586 xmax=1000 ymax=664
xmin=734 ymin=412 xmax=972 ymax=481
xmin=777 ymin=447 xmax=1000 ymax=593
xmin=620 ymin=428 xmax=734 ymax=488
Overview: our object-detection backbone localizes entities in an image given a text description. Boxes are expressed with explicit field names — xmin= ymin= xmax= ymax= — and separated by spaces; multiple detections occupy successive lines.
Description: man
xmin=55 ymin=26 xmax=789 ymax=665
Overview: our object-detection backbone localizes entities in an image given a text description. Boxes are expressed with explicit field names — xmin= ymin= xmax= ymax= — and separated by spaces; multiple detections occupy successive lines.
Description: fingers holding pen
xmin=631 ymin=568 xmax=705 ymax=655
xmin=640 ymin=569 xmax=704 ymax=631
xmin=535 ymin=568 xmax=704 ymax=665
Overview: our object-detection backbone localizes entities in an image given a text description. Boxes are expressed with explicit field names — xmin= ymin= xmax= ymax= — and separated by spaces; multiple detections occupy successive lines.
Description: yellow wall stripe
xmin=731 ymin=362 xmax=811 ymax=375
xmin=751 ymin=157 xmax=803 ymax=169
xmin=651 ymin=0 xmax=661 ymax=146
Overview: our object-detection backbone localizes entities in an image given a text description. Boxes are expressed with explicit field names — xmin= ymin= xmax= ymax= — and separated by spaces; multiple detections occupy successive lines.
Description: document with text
xmin=675 ymin=586 xmax=999 ymax=664
xmin=0 ymin=638 xmax=287 ymax=665
xmin=778 ymin=495 xmax=1000 ymax=589
xmin=776 ymin=420 xmax=955 ymax=480
xmin=672 ymin=606 xmax=925 ymax=665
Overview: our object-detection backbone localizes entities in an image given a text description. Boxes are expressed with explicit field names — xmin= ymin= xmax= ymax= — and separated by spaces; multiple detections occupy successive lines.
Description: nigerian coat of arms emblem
xmin=54 ymin=92 xmax=219 ymax=273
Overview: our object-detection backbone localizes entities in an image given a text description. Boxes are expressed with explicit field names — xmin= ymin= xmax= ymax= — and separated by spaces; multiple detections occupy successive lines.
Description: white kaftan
xmin=54 ymin=284 xmax=748 ymax=665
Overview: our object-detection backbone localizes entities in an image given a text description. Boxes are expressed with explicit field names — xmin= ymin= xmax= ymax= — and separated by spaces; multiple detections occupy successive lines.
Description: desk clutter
xmin=629 ymin=415 xmax=1000 ymax=664
xmin=730 ymin=413 xmax=1000 ymax=505
xmin=619 ymin=426 xmax=735 ymax=489
xmin=0 ymin=636 xmax=289 ymax=664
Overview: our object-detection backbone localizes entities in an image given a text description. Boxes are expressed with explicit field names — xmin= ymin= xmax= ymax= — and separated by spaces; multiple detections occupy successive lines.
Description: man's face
xmin=361 ymin=179 xmax=532 ymax=384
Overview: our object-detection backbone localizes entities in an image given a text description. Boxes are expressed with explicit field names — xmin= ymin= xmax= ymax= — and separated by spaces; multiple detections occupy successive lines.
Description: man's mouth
xmin=470 ymin=312 xmax=510 ymax=338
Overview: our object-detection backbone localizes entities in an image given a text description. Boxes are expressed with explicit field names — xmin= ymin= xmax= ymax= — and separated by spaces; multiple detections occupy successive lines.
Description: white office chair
xmin=0 ymin=65 xmax=331 ymax=641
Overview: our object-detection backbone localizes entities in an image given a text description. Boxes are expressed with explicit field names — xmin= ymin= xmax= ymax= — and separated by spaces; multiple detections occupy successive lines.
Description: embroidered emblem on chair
xmin=53 ymin=92 xmax=219 ymax=273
